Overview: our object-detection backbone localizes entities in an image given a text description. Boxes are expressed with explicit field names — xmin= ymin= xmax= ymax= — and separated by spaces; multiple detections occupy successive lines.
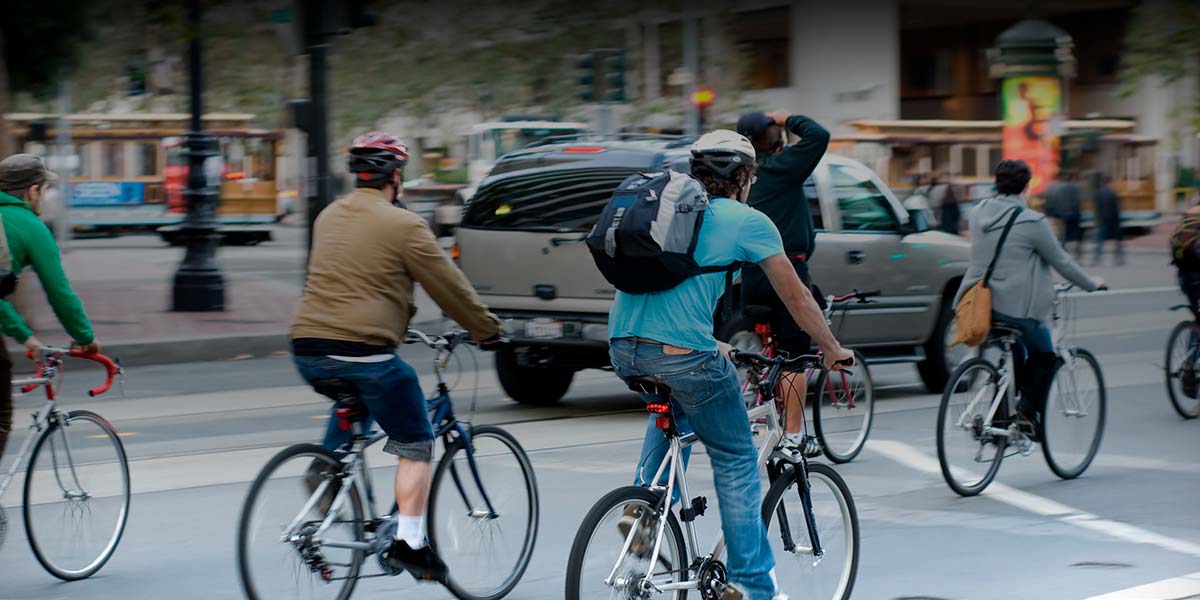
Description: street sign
xmin=690 ymin=88 xmax=715 ymax=108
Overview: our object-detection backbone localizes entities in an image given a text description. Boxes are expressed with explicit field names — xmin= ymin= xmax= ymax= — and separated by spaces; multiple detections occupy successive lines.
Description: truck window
xmin=805 ymin=176 xmax=823 ymax=230
xmin=830 ymin=164 xmax=899 ymax=232
xmin=462 ymin=167 xmax=639 ymax=232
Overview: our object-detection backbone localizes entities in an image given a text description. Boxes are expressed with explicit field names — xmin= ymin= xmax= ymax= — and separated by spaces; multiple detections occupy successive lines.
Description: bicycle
xmin=732 ymin=289 xmax=878 ymax=463
xmin=237 ymin=330 xmax=539 ymax=600
xmin=937 ymin=283 xmax=1107 ymax=496
xmin=1164 ymin=303 xmax=1200 ymax=419
xmin=565 ymin=350 xmax=859 ymax=600
xmin=0 ymin=347 xmax=126 ymax=581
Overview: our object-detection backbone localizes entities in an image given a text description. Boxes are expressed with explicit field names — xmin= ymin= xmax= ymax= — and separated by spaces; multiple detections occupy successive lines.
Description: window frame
xmin=823 ymin=160 xmax=908 ymax=234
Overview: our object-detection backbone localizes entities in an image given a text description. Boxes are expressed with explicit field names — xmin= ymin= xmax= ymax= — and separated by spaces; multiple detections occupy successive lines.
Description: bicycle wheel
xmin=429 ymin=425 xmax=539 ymax=600
xmin=1165 ymin=321 xmax=1200 ymax=419
xmin=812 ymin=351 xmax=874 ymax=463
xmin=762 ymin=462 xmax=859 ymax=600
xmin=23 ymin=409 xmax=129 ymax=580
xmin=238 ymin=443 xmax=365 ymax=600
xmin=936 ymin=359 xmax=1006 ymax=497
xmin=1042 ymin=349 xmax=1106 ymax=480
xmin=565 ymin=486 xmax=688 ymax=600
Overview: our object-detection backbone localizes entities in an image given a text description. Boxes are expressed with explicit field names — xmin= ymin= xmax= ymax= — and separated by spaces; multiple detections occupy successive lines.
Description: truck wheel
xmin=495 ymin=349 xmax=575 ymax=406
xmin=918 ymin=298 xmax=964 ymax=393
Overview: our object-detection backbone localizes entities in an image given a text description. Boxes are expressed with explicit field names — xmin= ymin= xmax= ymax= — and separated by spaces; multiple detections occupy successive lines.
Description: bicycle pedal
xmin=376 ymin=549 xmax=406 ymax=577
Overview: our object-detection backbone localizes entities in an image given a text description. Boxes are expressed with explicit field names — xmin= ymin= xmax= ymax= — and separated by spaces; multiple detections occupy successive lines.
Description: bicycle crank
xmin=698 ymin=560 xmax=728 ymax=600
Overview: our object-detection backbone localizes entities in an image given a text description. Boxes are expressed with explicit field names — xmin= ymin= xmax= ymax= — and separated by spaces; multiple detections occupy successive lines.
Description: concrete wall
xmin=740 ymin=0 xmax=900 ymax=135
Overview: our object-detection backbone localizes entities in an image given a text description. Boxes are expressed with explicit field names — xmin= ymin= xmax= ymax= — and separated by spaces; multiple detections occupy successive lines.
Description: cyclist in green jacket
xmin=0 ymin=154 xmax=99 ymax=464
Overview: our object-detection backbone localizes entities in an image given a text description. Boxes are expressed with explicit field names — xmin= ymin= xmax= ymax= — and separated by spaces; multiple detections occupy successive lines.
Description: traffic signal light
xmin=690 ymin=88 xmax=715 ymax=108
xmin=576 ymin=53 xmax=596 ymax=102
xmin=604 ymin=51 xmax=626 ymax=102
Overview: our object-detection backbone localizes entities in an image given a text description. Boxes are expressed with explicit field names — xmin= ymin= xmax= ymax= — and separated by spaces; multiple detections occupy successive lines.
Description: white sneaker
xmin=781 ymin=434 xmax=823 ymax=458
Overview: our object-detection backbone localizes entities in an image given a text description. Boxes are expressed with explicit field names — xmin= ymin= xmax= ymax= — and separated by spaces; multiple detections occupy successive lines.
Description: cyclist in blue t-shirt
xmin=608 ymin=130 xmax=853 ymax=600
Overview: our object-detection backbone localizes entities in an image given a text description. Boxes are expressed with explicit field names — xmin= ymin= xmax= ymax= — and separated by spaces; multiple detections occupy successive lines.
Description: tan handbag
xmin=951 ymin=207 xmax=1022 ymax=348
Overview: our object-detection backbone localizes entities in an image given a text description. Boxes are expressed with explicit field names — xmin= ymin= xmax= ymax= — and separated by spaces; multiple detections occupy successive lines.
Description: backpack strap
xmin=984 ymin=207 xmax=1022 ymax=287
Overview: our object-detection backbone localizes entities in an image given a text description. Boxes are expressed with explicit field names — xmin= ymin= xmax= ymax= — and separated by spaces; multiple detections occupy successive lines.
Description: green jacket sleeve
xmin=764 ymin=115 xmax=830 ymax=186
xmin=0 ymin=298 xmax=33 ymax=343
xmin=27 ymin=225 xmax=94 ymax=345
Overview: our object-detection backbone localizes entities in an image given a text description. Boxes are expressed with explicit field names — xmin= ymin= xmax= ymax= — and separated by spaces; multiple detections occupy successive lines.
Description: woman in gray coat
xmin=954 ymin=160 xmax=1105 ymax=430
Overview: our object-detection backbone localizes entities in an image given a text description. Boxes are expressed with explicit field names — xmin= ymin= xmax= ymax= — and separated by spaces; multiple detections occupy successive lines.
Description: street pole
xmin=305 ymin=35 xmax=332 ymax=252
xmin=683 ymin=13 xmax=700 ymax=137
xmin=171 ymin=0 xmax=225 ymax=311
xmin=54 ymin=81 xmax=73 ymax=250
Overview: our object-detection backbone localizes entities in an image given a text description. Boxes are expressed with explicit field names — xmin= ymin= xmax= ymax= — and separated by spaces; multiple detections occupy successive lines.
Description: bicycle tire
xmin=812 ymin=351 xmax=874 ymax=463
xmin=1042 ymin=348 xmax=1106 ymax=480
xmin=237 ymin=443 xmax=364 ymax=600
xmin=565 ymin=486 xmax=689 ymax=600
xmin=1165 ymin=321 xmax=1200 ymax=419
xmin=761 ymin=462 xmax=859 ymax=600
xmin=23 ymin=409 xmax=129 ymax=581
xmin=936 ymin=358 xmax=1006 ymax=497
xmin=429 ymin=425 xmax=539 ymax=600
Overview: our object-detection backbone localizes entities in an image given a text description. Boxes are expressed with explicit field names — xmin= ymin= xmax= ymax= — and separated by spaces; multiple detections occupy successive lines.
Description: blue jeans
xmin=610 ymin=338 xmax=776 ymax=600
xmin=293 ymin=355 xmax=434 ymax=462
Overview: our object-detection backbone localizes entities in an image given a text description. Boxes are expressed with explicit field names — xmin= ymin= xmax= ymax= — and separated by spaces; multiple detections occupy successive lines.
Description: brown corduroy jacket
xmin=291 ymin=187 xmax=501 ymax=347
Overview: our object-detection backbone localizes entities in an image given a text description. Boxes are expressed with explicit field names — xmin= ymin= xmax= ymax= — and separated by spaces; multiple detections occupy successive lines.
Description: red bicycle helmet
xmin=348 ymin=132 xmax=409 ymax=182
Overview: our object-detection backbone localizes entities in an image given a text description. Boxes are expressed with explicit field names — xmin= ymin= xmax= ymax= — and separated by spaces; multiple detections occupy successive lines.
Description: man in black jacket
xmin=737 ymin=110 xmax=830 ymax=457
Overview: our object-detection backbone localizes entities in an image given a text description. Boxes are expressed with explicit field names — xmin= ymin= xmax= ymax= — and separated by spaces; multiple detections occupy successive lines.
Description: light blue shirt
xmin=609 ymin=196 xmax=785 ymax=351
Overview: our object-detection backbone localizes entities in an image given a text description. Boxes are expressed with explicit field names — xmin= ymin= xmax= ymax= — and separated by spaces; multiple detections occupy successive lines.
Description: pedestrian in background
xmin=1093 ymin=174 xmax=1124 ymax=266
xmin=939 ymin=182 xmax=961 ymax=235
xmin=1050 ymin=170 xmax=1085 ymax=257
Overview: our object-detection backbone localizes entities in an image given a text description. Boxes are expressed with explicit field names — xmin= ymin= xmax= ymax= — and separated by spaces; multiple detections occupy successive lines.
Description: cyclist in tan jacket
xmin=291 ymin=132 xmax=502 ymax=583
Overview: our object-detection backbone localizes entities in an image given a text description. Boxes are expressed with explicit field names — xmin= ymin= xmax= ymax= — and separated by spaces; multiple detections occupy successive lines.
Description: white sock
xmin=785 ymin=432 xmax=804 ymax=443
xmin=394 ymin=513 xmax=426 ymax=548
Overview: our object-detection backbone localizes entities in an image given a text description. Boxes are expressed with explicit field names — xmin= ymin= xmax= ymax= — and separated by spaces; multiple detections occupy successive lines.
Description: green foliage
xmin=2 ymin=0 xmax=98 ymax=98
xmin=1120 ymin=0 xmax=1200 ymax=128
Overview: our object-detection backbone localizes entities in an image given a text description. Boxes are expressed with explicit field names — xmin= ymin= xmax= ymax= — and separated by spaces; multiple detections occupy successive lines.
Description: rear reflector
xmin=563 ymin=147 xmax=606 ymax=153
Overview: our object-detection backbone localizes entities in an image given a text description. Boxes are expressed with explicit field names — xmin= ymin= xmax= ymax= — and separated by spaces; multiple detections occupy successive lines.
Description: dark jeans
xmin=0 ymin=336 xmax=10 ymax=464
xmin=993 ymin=312 xmax=1053 ymax=367
xmin=293 ymin=355 xmax=434 ymax=462
xmin=743 ymin=257 xmax=824 ymax=358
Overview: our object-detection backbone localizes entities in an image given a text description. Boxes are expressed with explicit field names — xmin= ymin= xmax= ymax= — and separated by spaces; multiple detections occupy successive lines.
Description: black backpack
xmin=586 ymin=170 xmax=736 ymax=294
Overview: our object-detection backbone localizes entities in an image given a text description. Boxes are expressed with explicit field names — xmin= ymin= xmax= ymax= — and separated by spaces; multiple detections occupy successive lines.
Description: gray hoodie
xmin=953 ymin=194 xmax=1097 ymax=321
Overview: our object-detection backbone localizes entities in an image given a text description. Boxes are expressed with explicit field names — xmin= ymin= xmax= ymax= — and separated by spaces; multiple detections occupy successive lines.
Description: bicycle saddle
xmin=987 ymin=323 xmax=1023 ymax=343
xmin=744 ymin=304 xmax=774 ymax=324
xmin=627 ymin=378 xmax=671 ymax=400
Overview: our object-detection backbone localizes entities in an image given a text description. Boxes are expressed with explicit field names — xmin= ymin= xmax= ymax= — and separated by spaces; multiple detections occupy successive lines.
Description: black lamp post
xmin=172 ymin=0 xmax=225 ymax=311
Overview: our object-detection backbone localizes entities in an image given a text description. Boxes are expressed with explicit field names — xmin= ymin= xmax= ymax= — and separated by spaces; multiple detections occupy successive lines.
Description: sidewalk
xmin=7 ymin=232 xmax=444 ymax=366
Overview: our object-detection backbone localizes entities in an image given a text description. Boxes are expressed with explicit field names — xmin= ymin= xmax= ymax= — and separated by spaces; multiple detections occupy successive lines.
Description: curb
xmin=9 ymin=332 xmax=290 ymax=368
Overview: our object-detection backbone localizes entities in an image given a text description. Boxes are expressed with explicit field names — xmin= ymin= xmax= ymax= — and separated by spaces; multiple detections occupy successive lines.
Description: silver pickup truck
xmin=457 ymin=138 xmax=970 ymax=405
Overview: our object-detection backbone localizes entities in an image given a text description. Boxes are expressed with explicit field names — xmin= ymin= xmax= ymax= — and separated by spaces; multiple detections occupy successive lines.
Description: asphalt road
xmin=0 ymin=242 xmax=1196 ymax=600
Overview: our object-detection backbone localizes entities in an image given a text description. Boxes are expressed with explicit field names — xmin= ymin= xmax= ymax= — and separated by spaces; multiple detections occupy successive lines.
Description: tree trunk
xmin=0 ymin=25 xmax=12 ymax=157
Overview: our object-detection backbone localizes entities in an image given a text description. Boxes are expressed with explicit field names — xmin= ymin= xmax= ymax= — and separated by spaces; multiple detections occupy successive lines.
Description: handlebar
xmin=828 ymin=289 xmax=881 ymax=304
xmin=730 ymin=349 xmax=854 ymax=372
xmin=23 ymin=347 xmax=121 ymax=397
xmin=403 ymin=329 xmax=509 ymax=352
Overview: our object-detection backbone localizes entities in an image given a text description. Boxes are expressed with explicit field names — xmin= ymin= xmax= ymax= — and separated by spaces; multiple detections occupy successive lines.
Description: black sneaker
xmin=382 ymin=539 xmax=449 ymax=583
xmin=1016 ymin=411 xmax=1041 ymax=443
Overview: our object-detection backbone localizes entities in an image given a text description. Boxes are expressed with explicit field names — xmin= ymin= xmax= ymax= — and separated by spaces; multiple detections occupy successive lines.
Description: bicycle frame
xmin=0 ymin=349 xmax=103 ymax=502
xmin=607 ymin=381 xmax=810 ymax=594
xmin=956 ymin=338 xmax=1018 ymax=441
xmin=279 ymin=333 xmax=499 ymax=554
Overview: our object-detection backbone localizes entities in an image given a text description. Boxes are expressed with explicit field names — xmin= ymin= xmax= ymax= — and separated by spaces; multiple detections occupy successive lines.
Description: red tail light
xmin=563 ymin=147 xmax=606 ymax=154
xmin=646 ymin=402 xmax=671 ymax=415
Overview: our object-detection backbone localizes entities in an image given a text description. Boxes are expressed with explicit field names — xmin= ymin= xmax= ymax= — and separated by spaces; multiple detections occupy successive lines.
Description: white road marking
xmin=869 ymin=439 xmax=1200 ymax=558
xmin=1082 ymin=571 xmax=1200 ymax=600
xmin=1065 ymin=285 xmax=1180 ymax=298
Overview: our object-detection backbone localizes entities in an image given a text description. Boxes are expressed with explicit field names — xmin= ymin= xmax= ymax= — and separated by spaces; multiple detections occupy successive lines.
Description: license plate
xmin=525 ymin=319 xmax=564 ymax=339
